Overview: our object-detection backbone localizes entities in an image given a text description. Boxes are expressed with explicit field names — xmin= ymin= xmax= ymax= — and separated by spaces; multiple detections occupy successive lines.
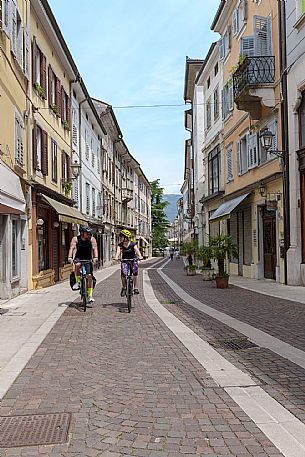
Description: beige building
xmin=211 ymin=0 xmax=284 ymax=282
xmin=0 ymin=0 xmax=29 ymax=298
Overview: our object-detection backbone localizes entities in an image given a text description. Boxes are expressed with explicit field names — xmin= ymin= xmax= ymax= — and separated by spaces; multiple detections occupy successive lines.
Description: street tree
xmin=150 ymin=179 xmax=169 ymax=250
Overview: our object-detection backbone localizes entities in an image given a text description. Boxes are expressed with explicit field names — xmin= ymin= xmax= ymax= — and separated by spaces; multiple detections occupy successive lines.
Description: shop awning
xmin=42 ymin=195 xmax=88 ymax=225
xmin=209 ymin=193 xmax=250 ymax=222
xmin=0 ymin=163 xmax=26 ymax=214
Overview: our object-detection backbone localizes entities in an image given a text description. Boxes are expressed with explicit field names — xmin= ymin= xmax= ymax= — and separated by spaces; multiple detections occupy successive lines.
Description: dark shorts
xmin=121 ymin=259 xmax=138 ymax=278
xmin=74 ymin=259 xmax=93 ymax=275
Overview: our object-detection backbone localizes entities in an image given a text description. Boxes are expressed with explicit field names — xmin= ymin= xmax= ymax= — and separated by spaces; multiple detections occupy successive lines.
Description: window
xmin=214 ymin=62 xmax=218 ymax=76
xmin=226 ymin=144 xmax=234 ymax=182
xmin=248 ymin=133 xmax=259 ymax=168
xmin=208 ymin=146 xmax=220 ymax=195
xmin=61 ymin=88 xmax=70 ymax=128
xmin=299 ymin=92 xmax=305 ymax=149
xmin=48 ymin=66 xmax=61 ymax=115
xmin=219 ymin=25 xmax=231 ymax=59
xmin=207 ymin=77 xmax=211 ymax=89
xmin=61 ymin=151 xmax=71 ymax=183
xmin=232 ymin=0 xmax=247 ymax=36
xmin=72 ymin=109 xmax=78 ymax=145
xmin=11 ymin=1 xmax=23 ymax=68
xmin=240 ymin=16 xmax=271 ymax=57
xmin=222 ymin=80 xmax=234 ymax=120
xmin=33 ymin=122 xmax=48 ymax=175
xmin=23 ymin=27 xmax=30 ymax=80
xmin=237 ymin=134 xmax=248 ymax=175
xmin=85 ymin=131 xmax=89 ymax=160
xmin=2 ymin=0 xmax=10 ymax=36
xmin=32 ymin=38 xmax=47 ymax=98
xmin=86 ymin=183 xmax=90 ymax=215
xmin=296 ymin=0 xmax=305 ymax=20
xmin=206 ymin=97 xmax=211 ymax=130
xmin=51 ymin=139 xmax=57 ymax=182
xmin=214 ymin=87 xmax=219 ymax=121
xmin=15 ymin=111 xmax=24 ymax=167
xmin=92 ymin=188 xmax=96 ymax=217
xmin=260 ymin=118 xmax=278 ymax=163
xmin=12 ymin=219 xmax=18 ymax=278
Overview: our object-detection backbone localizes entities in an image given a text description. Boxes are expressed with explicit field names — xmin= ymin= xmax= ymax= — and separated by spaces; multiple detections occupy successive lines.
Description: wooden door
xmin=263 ymin=212 xmax=276 ymax=280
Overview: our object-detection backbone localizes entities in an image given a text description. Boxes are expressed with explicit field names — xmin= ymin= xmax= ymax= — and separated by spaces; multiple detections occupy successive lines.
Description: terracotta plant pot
xmin=215 ymin=276 xmax=229 ymax=289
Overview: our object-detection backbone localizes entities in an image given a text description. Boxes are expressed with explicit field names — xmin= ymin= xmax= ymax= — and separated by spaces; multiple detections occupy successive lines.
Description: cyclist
xmin=68 ymin=225 xmax=98 ymax=303
xmin=115 ymin=229 xmax=143 ymax=297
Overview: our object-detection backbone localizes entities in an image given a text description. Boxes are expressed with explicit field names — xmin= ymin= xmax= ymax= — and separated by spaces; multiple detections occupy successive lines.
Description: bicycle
xmin=122 ymin=259 xmax=136 ymax=313
xmin=75 ymin=260 xmax=92 ymax=312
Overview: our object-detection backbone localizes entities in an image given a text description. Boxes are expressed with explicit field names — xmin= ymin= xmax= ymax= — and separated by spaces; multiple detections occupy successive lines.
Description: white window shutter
xmin=232 ymin=9 xmax=238 ymax=35
xmin=10 ymin=0 xmax=17 ymax=56
xmin=218 ymin=38 xmax=224 ymax=60
xmin=254 ymin=15 xmax=272 ymax=56
xmin=16 ymin=9 xmax=23 ymax=68
xmin=226 ymin=146 xmax=233 ymax=182
xmin=248 ymin=133 xmax=258 ymax=168
xmin=268 ymin=118 xmax=278 ymax=159
xmin=2 ymin=0 xmax=11 ymax=37
xmin=229 ymin=81 xmax=234 ymax=111
xmin=240 ymin=0 xmax=247 ymax=23
xmin=237 ymin=141 xmax=241 ymax=175
xmin=240 ymin=36 xmax=255 ymax=56
xmin=23 ymin=26 xmax=30 ymax=80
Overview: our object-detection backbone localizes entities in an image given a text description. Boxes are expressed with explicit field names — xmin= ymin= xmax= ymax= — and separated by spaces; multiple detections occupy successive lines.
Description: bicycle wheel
xmin=126 ymin=276 xmax=132 ymax=313
xmin=81 ymin=277 xmax=88 ymax=312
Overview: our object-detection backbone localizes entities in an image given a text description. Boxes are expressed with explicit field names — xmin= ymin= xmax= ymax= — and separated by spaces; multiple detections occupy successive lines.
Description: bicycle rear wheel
xmin=126 ymin=277 xmax=132 ymax=313
xmin=81 ymin=277 xmax=88 ymax=312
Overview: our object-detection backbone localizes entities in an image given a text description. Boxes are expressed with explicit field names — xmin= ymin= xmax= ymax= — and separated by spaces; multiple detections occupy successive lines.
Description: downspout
xmin=278 ymin=0 xmax=290 ymax=284
xmin=77 ymin=96 xmax=88 ymax=214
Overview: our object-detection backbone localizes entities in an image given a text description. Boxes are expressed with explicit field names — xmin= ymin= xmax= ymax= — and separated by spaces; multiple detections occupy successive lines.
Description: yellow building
xmin=28 ymin=0 xmax=86 ymax=289
xmin=0 ymin=0 xmax=29 ymax=298
xmin=211 ymin=0 xmax=284 ymax=282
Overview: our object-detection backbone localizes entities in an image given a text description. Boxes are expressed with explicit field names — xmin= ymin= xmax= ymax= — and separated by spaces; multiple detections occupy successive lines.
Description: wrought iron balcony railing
xmin=233 ymin=56 xmax=275 ymax=99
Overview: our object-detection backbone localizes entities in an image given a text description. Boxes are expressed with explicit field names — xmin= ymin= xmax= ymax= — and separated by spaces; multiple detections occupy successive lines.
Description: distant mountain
xmin=163 ymin=194 xmax=180 ymax=223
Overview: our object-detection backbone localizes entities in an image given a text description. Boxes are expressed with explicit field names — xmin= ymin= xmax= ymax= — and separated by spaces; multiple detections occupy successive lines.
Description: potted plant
xmin=181 ymin=241 xmax=197 ymax=266
xmin=197 ymin=245 xmax=214 ymax=281
xmin=63 ymin=120 xmax=70 ymax=130
xmin=63 ymin=181 xmax=72 ymax=196
xmin=34 ymin=82 xmax=45 ymax=99
xmin=209 ymin=234 xmax=238 ymax=289
xmin=185 ymin=264 xmax=197 ymax=276
xmin=51 ymin=103 xmax=59 ymax=115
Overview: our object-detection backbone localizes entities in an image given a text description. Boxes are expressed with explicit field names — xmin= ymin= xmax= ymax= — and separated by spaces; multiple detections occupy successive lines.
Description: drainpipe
xmin=77 ymin=97 xmax=88 ymax=214
xmin=278 ymin=0 xmax=290 ymax=284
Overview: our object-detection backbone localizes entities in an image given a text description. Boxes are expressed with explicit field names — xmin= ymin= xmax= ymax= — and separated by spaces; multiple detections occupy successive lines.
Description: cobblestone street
xmin=2 ymin=258 xmax=305 ymax=456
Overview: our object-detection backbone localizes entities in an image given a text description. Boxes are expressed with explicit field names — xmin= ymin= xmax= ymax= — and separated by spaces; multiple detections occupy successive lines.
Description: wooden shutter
xmin=2 ymin=0 xmax=11 ymax=37
xmin=41 ymin=130 xmax=48 ymax=176
xmin=48 ymin=65 xmax=52 ymax=106
xmin=61 ymin=86 xmax=65 ymax=121
xmin=240 ymin=36 xmax=255 ymax=56
xmin=24 ymin=26 xmax=30 ymax=80
xmin=16 ymin=8 xmax=23 ymax=67
xmin=67 ymin=154 xmax=72 ymax=180
xmin=15 ymin=113 xmax=24 ymax=166
xmin=32 ymin=121 xmax=38 ymax=170
xmin=61 ymin=150 xmax=66 ymax=182
xmin=254 ymin=15 xmax=272 ymax=56
xmin=67 ymin=96 xmax=71 ymax=127
xmin=10 ymin=0 xmax=17 ymax=56
xmin=232 ymin=9 xmax=238 ymax=36
xmin=237 ymin=140 xmax=241 ymax=175
xmin=56 ymin=78 xmax=61 ymax=116
xmin=32 ymin=36 xmax=37 ymax=85
xmin=41 ymin=54 xmax=47 ymax=99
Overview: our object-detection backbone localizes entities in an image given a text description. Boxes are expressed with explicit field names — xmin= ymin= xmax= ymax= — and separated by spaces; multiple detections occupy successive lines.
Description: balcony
xmin=122 ymin=187 xmax=133 ymax=203
xmin=233 ymin=56 xmax=275 ymax=119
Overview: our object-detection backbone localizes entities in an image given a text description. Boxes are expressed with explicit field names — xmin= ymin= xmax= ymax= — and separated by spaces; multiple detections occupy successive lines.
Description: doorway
xmin=263 ymin=210 xmax=276 ymax=280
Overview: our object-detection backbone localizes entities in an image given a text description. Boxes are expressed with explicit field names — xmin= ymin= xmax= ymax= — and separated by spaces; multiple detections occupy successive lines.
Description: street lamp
xmin=71 ymin=161 xmax=81 ymax=179
xmin=260 ymin=129 xmax=285 ymax=159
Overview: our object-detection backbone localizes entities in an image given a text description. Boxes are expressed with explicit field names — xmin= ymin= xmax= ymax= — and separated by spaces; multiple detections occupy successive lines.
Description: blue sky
xmin=48 ymin=0 xmax=219 ymax=194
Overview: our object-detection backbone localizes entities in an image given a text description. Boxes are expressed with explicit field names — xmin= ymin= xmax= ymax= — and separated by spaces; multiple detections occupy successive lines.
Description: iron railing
xmin=233 ymin=56 xmax=275 ymax=99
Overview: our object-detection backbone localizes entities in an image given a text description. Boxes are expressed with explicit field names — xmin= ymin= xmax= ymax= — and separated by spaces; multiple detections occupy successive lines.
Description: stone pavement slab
xmin=0 ymin=262 xmax=282 ymax=456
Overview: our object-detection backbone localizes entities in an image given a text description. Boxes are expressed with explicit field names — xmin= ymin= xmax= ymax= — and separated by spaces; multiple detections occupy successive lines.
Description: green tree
xmin=150 ymin=179 xmax=169 ymax=249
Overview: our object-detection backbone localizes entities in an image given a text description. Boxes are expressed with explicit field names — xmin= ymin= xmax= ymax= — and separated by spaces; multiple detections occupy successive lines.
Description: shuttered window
xmin=232 ymin=0 xmax=247 ymax=36
xmin=240 ymin=36 xmax=255 ymax=57
xmin=86 ymin=183 xmax=90 ymax=215
xmin=15 ymin=111 xmax=24 ymax=167
xmin=32 ymin=38 xmax=47 ymax=98
xmin=222 ymin=81 xmax=234 ymax=120
xmin=237 ymin=135 xmax=248 ymax=175
xmin=206 ymin=97 xmax=211 ymax=130
xmin=33 ymin=123 xmax=48 ymax=175
xmin=92 ymin=188 xmax=96 ymax=217
xmin=254 ymin=16 xmax=272 ymax=56
xmin=214 ymin=86 xmax=219 ymax=120
xmin=2 ymin=0 xmax=10 ymax=36
xmin=248 ymin=133 xmax=259 ymax=168
xmin=226 ymin=144 xmax=234 ymax=182
xmin=23 ymin=26 xmax=30 ymax=80
xmin=51 ymin=139 xmax=57 ymax=182
xmin=73 ymin=179 xmax=79 ymax=207
xmin=10 ymin=0 xmax=17 ymax=57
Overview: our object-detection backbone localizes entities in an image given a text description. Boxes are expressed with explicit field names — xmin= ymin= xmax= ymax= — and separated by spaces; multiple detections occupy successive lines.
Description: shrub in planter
xmin=181 ymin=241 xmax=197 ymax=266
xmin=209 ymin=234 xmax=238 ymax=289
xmin=200 ymin=266 xmax=215 ymax=281
xmin=185 ymin=264 xmax=197 ymax=276
xmin=34 ymin=82 xmax=45 ymax=99
xmin=51 ymin=104 xmax=59 ymax=115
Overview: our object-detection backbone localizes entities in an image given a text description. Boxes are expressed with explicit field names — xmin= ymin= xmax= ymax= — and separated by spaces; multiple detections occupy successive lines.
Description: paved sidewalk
xmin=0 ymin=261 xmax=283 ymax=456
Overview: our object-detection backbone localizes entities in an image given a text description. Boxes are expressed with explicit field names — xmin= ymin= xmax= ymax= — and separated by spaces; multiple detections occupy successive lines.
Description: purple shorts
xmin=121 ymin=259 xmax=138 ymax=278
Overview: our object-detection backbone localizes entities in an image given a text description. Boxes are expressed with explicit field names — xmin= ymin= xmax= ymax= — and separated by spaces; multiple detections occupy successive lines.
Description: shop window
xmin=38 ymin=223 xmax=48 ymax=271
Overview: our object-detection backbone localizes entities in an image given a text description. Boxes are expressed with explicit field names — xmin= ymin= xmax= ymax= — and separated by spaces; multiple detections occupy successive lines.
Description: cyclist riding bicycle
xmin=115 ymin=229 xmax=143 ymax=297
xmin=68 ymin=225 xmax=98 ymax=303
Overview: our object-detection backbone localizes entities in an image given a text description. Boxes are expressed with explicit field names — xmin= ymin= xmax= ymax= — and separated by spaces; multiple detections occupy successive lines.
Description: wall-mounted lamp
xmin=62 ymin=222 xmax=68 ymax=230
xmin=37 ymin=218 xmax=44 ymax=226
xmin=260 ymin=129 xmax=274 ymax=152
xmin=259 ymin=183 xmax=267 ymax=197
xmin=71 ymin=161 xmax=81 ymax=179
xmin=53 ymin=221 xmax=60 ymax=228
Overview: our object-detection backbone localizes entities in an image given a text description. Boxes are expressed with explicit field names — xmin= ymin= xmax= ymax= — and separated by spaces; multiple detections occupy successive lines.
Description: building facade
xmin=211 ymin=0 xmax=285 ymax=282
xmin=286 ymin=0 xmax=305 ymax=284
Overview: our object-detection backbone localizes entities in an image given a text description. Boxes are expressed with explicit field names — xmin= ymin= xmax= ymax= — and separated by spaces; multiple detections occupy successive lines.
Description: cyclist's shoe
xmin=87 ymin=297 xmax=95 ymax=307
xmin=72 ymin=283 xmax=80 ymax=291
xmin=134 ymin=289 xmax=139 ymax=295
xmin=120 ymin=288 xmax=126 ymax=297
